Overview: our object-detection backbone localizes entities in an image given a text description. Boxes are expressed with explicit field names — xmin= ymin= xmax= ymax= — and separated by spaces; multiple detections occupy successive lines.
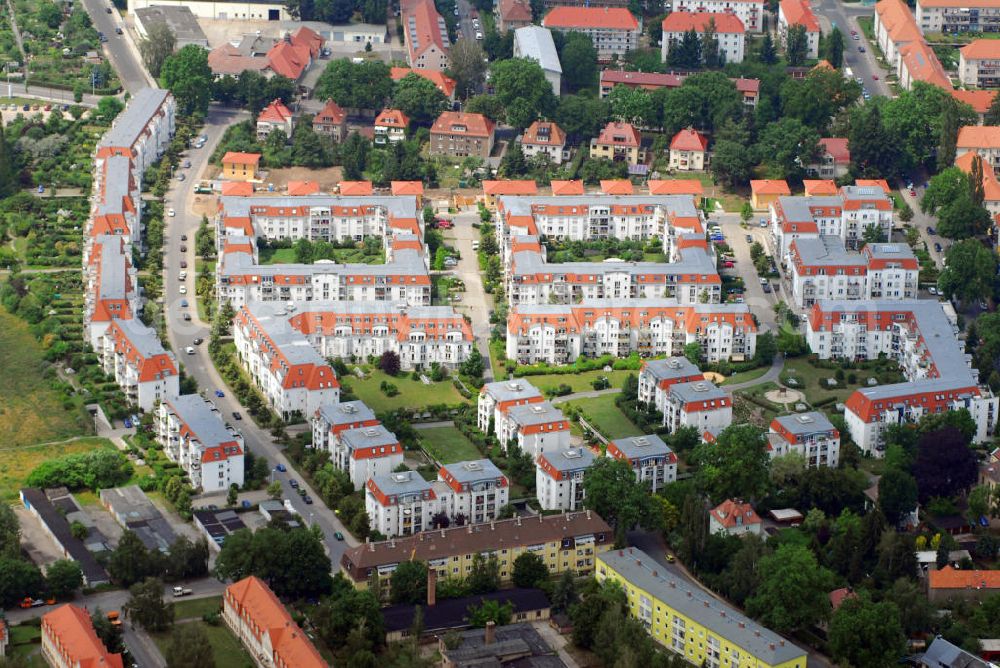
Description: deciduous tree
xmin=913 ymin=426 xmax=978 ymax=502
xmin=693 ymin=424 xmax=770 ymax=503
xmin=45 ymin=560 xmax=83 ymax=599
xmin=124 ymin=578 xmax=174 ymax=632
xmin=165 ymin=623 xmax=215 ymax=668
xmin=829 ymin=596 xmax=906 ymax=668
xmin=938 ymin=239 xmax=996 ymax=305
xmin=448 ymin=40 xmax=488 ymax=99
xmin=745 ymin=544 xmax=834 ymax=632
xmin=139 ymin=22 xmax=176 ymax=78
xmin=559 ymin=32 xmax=598 ymax=92
xmin=393 ymin=73 xmax=447 ymax=127
xmin=512 ymin=552 xmax=549 ymax=588
xmin=160 ymin=45 xmax=213 ymax=116
xmin=490 ymin=58 xmax=557 ymax=129
xmin=785 ymin=25 xmax=808 ymax=66
xmin=583 ymin=458 xmax=655 ymax=543
xmin=390 ymin=561 xmax=428 ymax=604
xmin=314 ymin=59 xmax=392 ymax=111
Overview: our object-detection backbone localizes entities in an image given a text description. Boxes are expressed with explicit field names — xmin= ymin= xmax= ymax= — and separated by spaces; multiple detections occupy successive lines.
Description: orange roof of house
xmin=709 ymin=499 xmax=761 ymax=529
xmin=648 ymin=179 xmax=704 ymax=195
xmin=292 ymin=26 xmax=324 ymax=56
xmin=391 ymin=180 xmax=425 ymax=196
xmin=875 ymin=0 xmax=922 ymax=45
xmin=813 ymin=59 xmax=835 ymax=71
xmin=829 ymin=588 xmax=858 ymax=611
xmin=375 ymin=108 xmax=410 ymax=129
xmin=225 ymin=577 xmax=326 ymax=668
xmin=594 ymin=121 xmax=641 ymax=148
xmin=483 ymin=180 xmax=539 ymax=196
xmin=222 ymin=151 xmax=261 ymax=166
xmin=339 ymin=181 xmax=374 ymax=196
xmin=267 ymin=40 xmax=313 ymax=80
xmin=404 ymin=0 xmax=451 ymax=61
xmin=955 ymin=151 xmax=1000 ymax=202
xmin=854 ymin=178 xmax=891 ymax=193
xmin=390 ymin=67 xmax=458 ymax=98
xmin=662 ymin=11 xmax=746 ymax=33
xmin=803 ymin=179 xmax=838 ymax=196
xmin=670 ymin=127 xmax=709 ymax=152
xmin=43 ymin=604 xmax=124 ymax=668
xmin=551 ymin=180 xmax=584 ymax=196
xmin=952 ymin=89 xmax=997 ymax=114
xmin=751 ymin=179 xmax=791 ymax=196
xmin=314 ymin=99 xmax=346 ymax=125
xmin=431 ymin=111 xmax=495 ymax=138
xmin=500 ymin=0 xmax=532 ymax=21
xmin=899 ymin=40 xmax=952 ymax=91
xmin=221 ymin=181 xmax=255 ymax=196
xmin=958 ymin=125 xmax=1000 ymax=149
xmin=961 ymin=39 xmax=1000 ymax=60
xmin=780 ymin=0 xmax=820 ymax=32
xmin=929 ymin=565 xmax=1000 ymax=590
xmin=288 ymin=180 xmax=320 ymax=196
xmin=601 ymin=179 xmax=634 ymax=195
xmin=820 ymin=137 xmax=850 ymax=164
xmin=522 ymin=120 xmax=566 ymax=147
xmin=544 ymin=6 xmax=639 ymax=30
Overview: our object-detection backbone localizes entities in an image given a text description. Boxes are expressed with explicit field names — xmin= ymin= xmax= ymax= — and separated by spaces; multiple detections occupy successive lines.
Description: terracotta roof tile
xmin=751 ymin=179 xmax=791 ymax=195
xmin=42 ymin=604 xmax=124 ymax=668
xmin=662 ymin=11 xmax=746 ymax=33
xmin=222 ymin=152 xmax=261 ymax=165
xmin=543 ymin=6 xmax=639 ymax=30
xmin=431 ymin=111 xmax=495 ymax=138
xmin=709 ymin=499 xmax=761 ymax=529
xmin=929 ymin=565 xmax=1000 ymax=590
xmin=670 ymin=128 xmax=709 ymax=152
xmin=820 ymin=137 xmax=850 ymax=164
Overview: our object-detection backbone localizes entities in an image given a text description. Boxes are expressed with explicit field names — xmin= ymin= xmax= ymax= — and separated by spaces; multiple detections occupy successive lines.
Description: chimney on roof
xmin=485 ymin=621 xmax=496 ymax=645
xmin=427 ymin=568 xmax=437 ymax=607
xmin=491 ymin=521 xmax=495 ymax=530
xmin=770 ymin=643 xmax=776 ymax=651
xmin=586 ymin=509 xmax=591 ymax=520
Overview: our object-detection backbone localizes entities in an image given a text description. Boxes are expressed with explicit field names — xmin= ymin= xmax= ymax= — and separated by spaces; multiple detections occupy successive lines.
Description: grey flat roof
xmin=514 ymin=26 xmax=562 ymax=74
xmin=441 ymin=459 xmax=504 ymax=483
xmin=340 ymin=424 xmax=399 ymax=450
xmin=776 ymin=196 xmax=843 ymax=221
xmin=95 ymin=156 xmax=133 ymax=218
xmin=163 ymin=395 xmax=240 ymax=448
xmin=791 ymin=236 xmax=865 ymax=267
xmin=539 ymin=447 xmax=595 ymax=472
xmin=511 ymin=299 xmax=753 ymax=318
xmin=600 ymin=548 xmax=807 ymax=665
xmin=864 ymin=242 xmax=916 ymax=261
xmin=98 ymin=88 xmax=169 ymax=150
xmin=221 ymin=194 xmax=419 ymax=220
xmin=641 ymin=357 xmax=701 ymax=383
xmin=97 ymin=240 xmax=129 ymax=299
xmin=134 ymin=5 xmax=208 ymax=47
xmin=368 ymin=469 xmax=432 ymax=498
xmin=99 ymin=485 xmax=162 ymax=523
xmin=668 ymin=380 xmax=728 ymax=404
xmin=20 ymin=488 xmax=109 ymax=585
xmin=772 ymin=411 xmax=836 ymax=436
xmin=482 ymin=379 xmax=543 ymax=403
xmin=841 ymin=185 xmax=890 ymax=201
xmin=317 ymin=400 xmax=377 ymax=426
xmin=608 ymin=434 xmax=671 ymax=459
xmin=506 ymin=401 xmax=566 ymax=427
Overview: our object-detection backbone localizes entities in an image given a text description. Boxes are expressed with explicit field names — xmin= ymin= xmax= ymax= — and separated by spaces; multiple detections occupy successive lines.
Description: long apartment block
xmin=98 ymin=318 xmax=179 ymax=411
xmin=341 ymin=510 xmax=613 ymax=592
xmin=84 ymin=234 xmax=139 ymax=349
xmin=916 ymin=0 xmax=1000 ymax=34
xmin=769 ymin=185 xmax=894 ymax=257
xmin=666 ymin=0 xmax=765 ymax=32
xmin=157 ymin=395 xmax=245 ymax=493
xmin=506 ymin=299 xmax=757 ymax=365
xmin=788 ymin=237 xmax=919 ymax=308
xmin=310 ymin=400 xmax=407 ymax=489
xmin=806 ymin=299 xmax=998 ymax=453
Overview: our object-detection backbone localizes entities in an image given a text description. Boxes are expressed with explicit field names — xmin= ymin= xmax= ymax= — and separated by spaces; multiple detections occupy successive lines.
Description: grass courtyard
xmin=0 ymin=437 xmax=117 ymax=502
xmin=0 ymin=307 xmax=92 ymax=449
xmin=418 ymin=425 xmax=482 ymax=464
xmin=343 ymin=369 xmax=471 ymax=413
xmin=152 ymin=621 xmax=254 ymax=668
xmin=562 ymin=394 xmax=644 ymax=440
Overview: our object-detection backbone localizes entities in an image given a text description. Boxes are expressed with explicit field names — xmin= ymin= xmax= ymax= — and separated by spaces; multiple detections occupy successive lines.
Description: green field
xmin=153 ymin=621 xmax=254 ymax=668
xmin=528 ymin=370 xmax=632 ymax=395
xmin=0 ymin=437 xmax=116 ymax=501
xmin=563 ymin=395 xmax=644 ymax=440
xmin=780 ymin=358 xmax=905 ymax=405
xmin=258 ymin=246 xmax=384 ymax=265
xmin=720 ymin=366 xmax=771 ymax=386
xmin=418 ymin=425 xmax=482 ymax=463
xmin=343 ymin=371 xmax=470 ymax=412
xmin=0 ymin=307 xmax=92 ymax=448
xmin=173 ymin=595 xmax=223 ymax=620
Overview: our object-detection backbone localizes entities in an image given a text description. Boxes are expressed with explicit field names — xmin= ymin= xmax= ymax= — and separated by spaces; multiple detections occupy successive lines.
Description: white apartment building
xmin=806 ymin=299 xmax=998 ymax=453
xmin=96 ymin=87 xmax=175 ymax=178
xmin=956 ymin=126 xmax=1000 ymax=171
xmin=232 ymin=303 xmax=341 ymax=420
xmin=374 ymin=108 xmax=409 ymax=145
xmin=99 ymin=319 xmax=179 ymax=411
xmin=606 ymin=435 xmax=677 ymax=493
xmin=778 ymin=0 xmax=820 ymax=59
xmin=770 ymin=185 xmax=894 ymax=256
xmin=312 ymin=400 xmax=380 ymax=454
xmin=668 ymin=0 xmax=764 ymax=32
xmin=661 ymin=12 xmax=746 ymax=64
xmin=437 ymin=459 xmax=510 ymax=524
xmin=501 ymin=402 xmax=572 ymax=458
xmin=365 ymin=469 xmax=447 ymax=537
xmin=916 ymin=0 xmax=1000 ymax=34
xmin=331 ymin=423 xmax=405 ymax=489
xmin=787 ymin=237 xmax=919 ymax=308
xmin=659 ymin=380 xmax=733 ymax=433
xmin=536 ymin=447 xmax=596 ymax=511
xmin=768 ymin=412 xmax=841 ymax=468
xmin=478 ymin=379 xmax=545 ymax=435
xmin=959 ymin=39 xmax=1000 ymax=87
xmin=542 ymin=7 xmax=640 ymax=60
xmin=506 ymin=299 xmax=757 ymax=366
xmin=637 ymin=356 xmax=705 ymax=407
xmin=84 ymin=234 xmax=140 ymax=350
xmin=875 ymin=0 xmax=921 ymax=68
xmin=157 ymin=395 xmax=245 ymax=492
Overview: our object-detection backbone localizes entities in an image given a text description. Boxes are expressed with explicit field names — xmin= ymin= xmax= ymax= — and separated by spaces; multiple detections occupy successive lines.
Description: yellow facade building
xmin=340 ymin=511 xmax=613 ymax=595
xmin=221 ymin=151 xmax=261 ymax=181
xmin=597 ymin=548 xmax=807 ymax=668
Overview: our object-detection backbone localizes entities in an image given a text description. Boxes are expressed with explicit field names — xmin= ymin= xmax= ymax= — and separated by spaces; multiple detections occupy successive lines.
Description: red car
xmin=437 ymin=220 xmax=453 ymax=229
xmin=723 ymin=261 xmax=734 ymax=268
xmin=872 ymin=74 xmax=879 ymax=80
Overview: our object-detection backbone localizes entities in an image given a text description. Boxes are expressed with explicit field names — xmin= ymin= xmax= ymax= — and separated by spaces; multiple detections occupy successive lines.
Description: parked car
xmin=179 ymin=285 xmax=187 ymax=294
xmin=182 ymin=313 xmax=191 ymax=321
xmin=180 ymin=260 xmax=188 ymax=268
xmin=304 ymin=495 xmax=313 ymax=504
xmin=180 ymin=299 xmax=188 ymax=307
xmin=214 ymin=389 xmax=224 ymax=397
xmin=928 ymin=286 xmax=938 ymax=295
xmin=179 ymin=245 xmax=187 ymax=253
xmin=927 ymin=226 xmax=936 ymax=235
xmin=858 ymin=46 xmax=866 ymax=52
xmin=192 ymin=337 xmax=203 ymax=345
xmin=185 ymin=346 xmax=195 ymax=355
xmin=334 ymin=531 xmax=344 ymax=540
xmin=745 ymin=234 xmax=753 ymax=243
xmin=934 ymin=242 xmax=942 ymax=252
xmin=232 ymin=411 xmax=242 ymax=420
xmin=168 ymin=208 xmax=175 ymax=217
xmin=289 ymin=479 xmax=299 ymax=488
xmin=172 ymin=587 xmax=192 ymax=597
xmin=763 ymin=284 xmax=772 ymax=293
xmin=115 ymin=27 xmax=123 ymax=35
xmin=723 ymin=261 xmax=734 ymax=268
xmin=759 ymin=219 xmax=768 ymax=227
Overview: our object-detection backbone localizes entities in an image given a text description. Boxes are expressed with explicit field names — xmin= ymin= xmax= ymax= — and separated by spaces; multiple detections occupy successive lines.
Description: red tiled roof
xmin=222 ymin=152 xmax=262 ymax=166
xmin=258 ymin=99 xmax=293 ymax=124
xmin=266 ymin=40 xmax=312 ymax=80
xmin=483 ymin=180 xmax=539 ymax=196
xmin=820 ymin=137 xmax=850 ymax=164
xmin=339 ymin=181 xmax=374 ymax=196
xmin=662 ymin=11 xmax=745 ymax=33
xmin=929 ymin=565 xmax=1000 ymax=590
xmin=958 ymin=125 xmax=1000 ymax=149
xmin=222 ymin=181 xmax=255 ymax=196
xmin=551 ymin=180 xmax=584 ymax=196
xmin=314 ymin=99 xmax=346 ymax=125
xmin=601 ymin=179 xmax=634 ymax=195
xmin=225 ymin=577 xmax=326 ymax=668
xmin=648 ymin=179 xmax=704 ymax=196
xmin=543 ymin=6 xmax=639 ymax=30
xmin=375 ymin=108 xmax=410 ymax=129
xmin=390 ymin=67 xmax=458 ymax=98
xmin=670 ymin=127 xmax=709 ymax=152
xmin=499 ymin=0 xmax=532 ymax=22
xmin=405 ymin=0 xmax=450 ymax=61
xmin=391 ymin=180 xmax=425 ymax=196
xmin=522 ymin=120 xmax=566 ymax=147
xmin=803 ymin=179 xmax=838 ymax=196
xmin=899 ymin=40 xmax=952 ymax=91
xmin=751 ymin=179 xmax=791 ymax=195
xmin=287 ymin=181 xmax=320 ymax=196
xmin=961 ymin=39 xmax=1000 ymax=60
xmin=951 ymin=89 xmax=997 ymax=114
xmin=709 ymin=499 xmax=761 ymax=529
xmin=875 ymin=0 xmax=922 ymax=46
xmin=42 ymin=605 xmax=124 ymax=668
xmin=594 ymin=121 xmax=641 ymax=148
xmin=431 ymin=111 xmax=495 ymax=138
xmin=780 ymin=0 xmax=820 ymax=32
xmin=854 ymin=179 xmax=891 ymax=193
xmin=208 ymin=44 xmax=268 ymax=76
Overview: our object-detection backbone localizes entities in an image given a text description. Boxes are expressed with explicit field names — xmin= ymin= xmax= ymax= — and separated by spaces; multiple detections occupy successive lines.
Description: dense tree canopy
xmin=214 ymin=527 xmax=332 ymax=599
xmin=745 ymin=544 xmax=834 ymax=633
xmin=314 ymin=59 xmax=393 ymax=111
xmin=938 ymin=240 xmax=996 ymax=305
xmin=693 ymin=424 xmax=771 ymax=503
xmin=913 ymin=427 xmax=978 ymax=502
xmin=829 ymin=596 xmax=906 ymax=668
xmin=489 ymin=58 xmax=558 ymax=129
xmin=160 ymin=45 xmax=213 ymax=116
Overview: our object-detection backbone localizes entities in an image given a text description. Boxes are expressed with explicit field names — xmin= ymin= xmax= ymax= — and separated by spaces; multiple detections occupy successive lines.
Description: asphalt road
xmin=456 ymin=0 xmax=481 ymax=45
xmin=162 ymin=106 xmax=360 ymax=574
xmin=78 ymin=0 xmax=153 ymax=93
xmin=812 ymin=0 xmax=891 ymax=98
xmin=711 ymin=212 xmax=780 ymax=332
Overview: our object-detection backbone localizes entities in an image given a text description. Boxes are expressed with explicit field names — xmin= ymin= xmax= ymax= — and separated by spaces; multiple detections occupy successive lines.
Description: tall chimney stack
xmin=485 ymin=621 xmax=496 ymax=645
xmin=427 ymin=568 xmax=437 ymax=607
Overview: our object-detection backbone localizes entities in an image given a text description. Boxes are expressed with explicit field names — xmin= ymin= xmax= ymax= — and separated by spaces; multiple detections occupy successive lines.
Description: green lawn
xmin=562 ymin=395 xmax=644 ymax=440
xmin=528 ymin=369 xmax=633 ymax=395
xmin=0 ymin=437 xmax=117 ymax=502
xmin=0 ymin=307 xmax=92 ymax=448
xmin=152 ymin=621 xmax=254 ymax=668
xmin=8 ymin=623 xmax=43 ymax=666
xmin=258 ymin=247 xmax=297 ymax=264
xmin=720 ymin=366 xmax=771 ymax=386
xmin=418 ymin=425 xmax=482 ymax=464
xmin=257 ymin=246 xmax=384 ymax=265
xmin=343 ymin=370 xmax=470 ymax=413
xmin=173 ymin=595 xmax=223 ymax=620
xmin=780 ymin=358 xmax=904 ymax=405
